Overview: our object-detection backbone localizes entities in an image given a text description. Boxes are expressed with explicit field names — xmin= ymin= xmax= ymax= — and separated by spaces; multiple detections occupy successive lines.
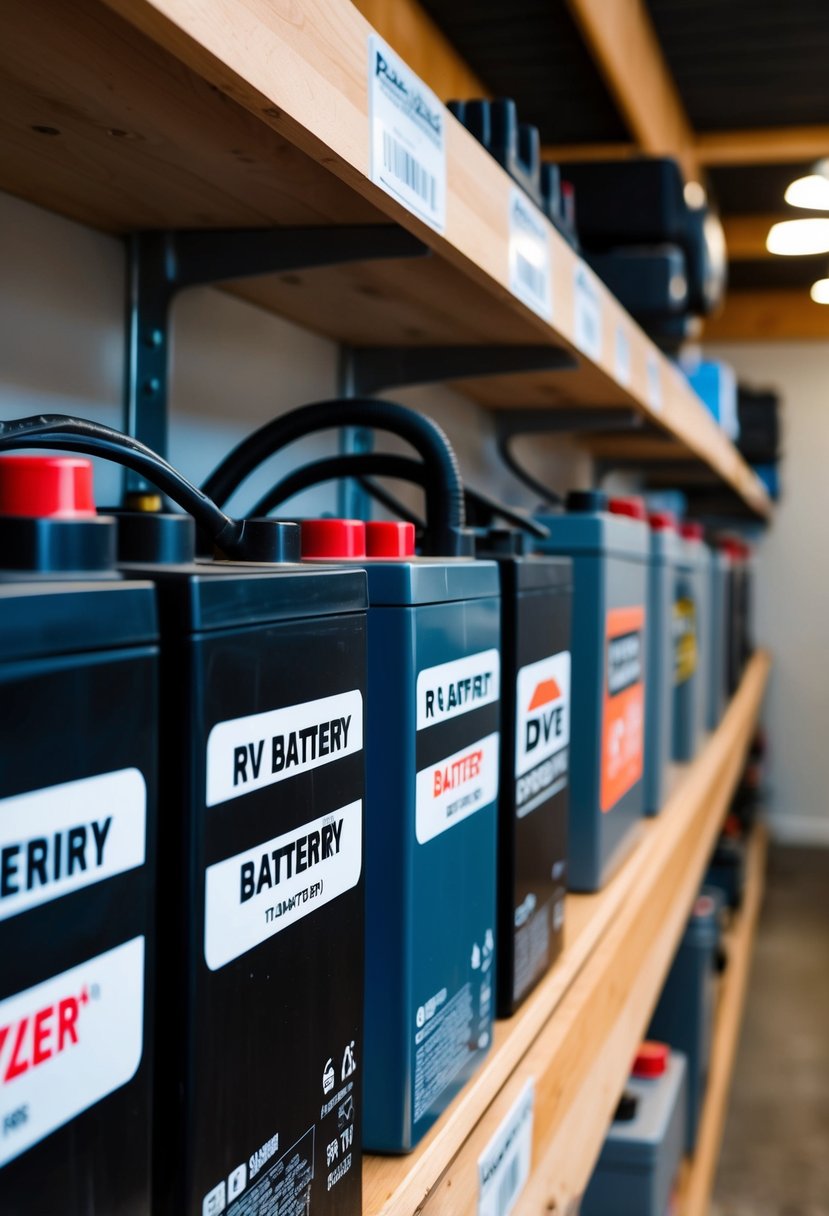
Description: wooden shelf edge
xmin=677 ymin=822 xmax=769 ymax=1216
xmin=0 ymin=0 xmax=768 ymax=517
xmin=363 ymin=652 xmax=771 ymax=1216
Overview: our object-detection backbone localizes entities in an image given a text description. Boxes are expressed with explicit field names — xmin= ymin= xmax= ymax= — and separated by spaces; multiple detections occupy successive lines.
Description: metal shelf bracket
xmin=340 ymin=344 xmax=577 ymax=397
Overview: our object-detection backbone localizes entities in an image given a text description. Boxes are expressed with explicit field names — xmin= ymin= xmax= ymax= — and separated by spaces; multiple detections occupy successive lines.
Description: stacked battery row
xmin=0 ymin=442 xmax=753 ymax=1216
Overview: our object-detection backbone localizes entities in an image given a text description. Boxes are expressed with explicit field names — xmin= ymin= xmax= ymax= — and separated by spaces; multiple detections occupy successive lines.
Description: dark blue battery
xmin=581 ymin=1044 xmax=688 ymax=1216
xmin=302 ymin=519 xmax=500 ymax=1153
xmin=648 ymin=888 xmax=723 ymax=1150
xmin=672 ymin=527 xmax=701 ymax=762
xmin=643 ymin=511 xmax=679 ymax=814
xmin=0 ymin=456 xmax=158 ymax=1216
xmin=535 ymin=491 xmax=648 ymax=892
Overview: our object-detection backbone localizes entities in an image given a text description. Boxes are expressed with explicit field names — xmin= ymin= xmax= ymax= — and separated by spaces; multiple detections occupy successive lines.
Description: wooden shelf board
xmin=363 ymin=652 xmax=771 ymax=1216
xmin=677 ymin=823 xmax=769 ymax=1216
xmin=0 ymin=0 xmax=769 ymax=516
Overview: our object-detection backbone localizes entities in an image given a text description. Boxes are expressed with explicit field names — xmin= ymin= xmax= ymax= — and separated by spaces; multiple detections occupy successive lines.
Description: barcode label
xmin=647 ymin=350 xmax=663 ymax=413
xmin=382 ymin=131 xmax=436 ymax=210
xmin=368 ymin=35 xmax=446 ymax=232
xmin=508 ymin=189 xmax=552 ymax=321
xmin=615 ymin=323 xmax=632 ymax=387
xmin=573 ymin=263 xmax=602 ymax=360
xmin=478 ymin=1079 xmax=534 ymax=1216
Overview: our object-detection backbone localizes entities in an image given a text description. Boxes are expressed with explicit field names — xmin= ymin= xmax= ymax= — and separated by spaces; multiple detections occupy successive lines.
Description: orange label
xmin=601 ymin=606 xmax=645 ymax=812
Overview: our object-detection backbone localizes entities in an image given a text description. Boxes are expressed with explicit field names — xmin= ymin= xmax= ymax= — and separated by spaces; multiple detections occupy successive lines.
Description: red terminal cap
xmin=365 ymin=521 xmax=415 ymax=558
xmin=680 ymin=521 xmax=704 ymax=542
xmin=648 ymin=510 xmax=677 ymax=532
xmin=609 ymin=495 xmax=648 ymax=522
xmin=0 ymin=455 xmax=97 ymax=519
xmin=301 ymin=518 xmax=366 ymax=559
xmin=694 ymin=894 xmax=716 ymax=919
xmin=632 ymin=1041 xmax=670 ymax=1079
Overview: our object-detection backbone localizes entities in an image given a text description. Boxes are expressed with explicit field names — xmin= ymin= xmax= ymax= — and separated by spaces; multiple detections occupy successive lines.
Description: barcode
xmin=382 ymin=131 xmax=436 ymax=209
xmin=516 ymin=252 xmax=545 ymax=301
xmin=495 ymin=1153 xmax=522 ymax=1216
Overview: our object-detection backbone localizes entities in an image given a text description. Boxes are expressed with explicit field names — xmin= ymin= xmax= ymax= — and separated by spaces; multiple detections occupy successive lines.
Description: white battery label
xmin=0 ymin=937 xmax=145 ymax=1166
xmin=647 ymin=350 xmax=664 ymax=413
xmin=204 ymin=801 xmax=362 ymax=971
xmin=573 ymin=262 xmax=603 ymax=361
xmin=0 ymin=769 xmax=147 ymax=922
xmin=416 ymin=650 xmax=501 ymax=730
xmin=478 ymin=1079 xmax=535 ymax=1216
xmin=614 ymin=323 xmax=632 ymax=387
xmin=416 ymin=733 xmax=499 ymax=844
xmin=368 ymin=34 xmax=446 ymax=232
xmin=206 ymin=690 xmax=363 ymax=807
xmin=508 ymin=188 xmax=553 ymax=321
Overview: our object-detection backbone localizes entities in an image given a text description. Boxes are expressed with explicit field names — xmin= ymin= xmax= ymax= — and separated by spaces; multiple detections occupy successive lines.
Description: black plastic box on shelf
xmin=116 ymin=512 xmax=368 ymax=1216
xmin=737 ymin=386 xmax=782 ymax=463
xmin=0 ymin=456 xmax=158 ymax=1216
xmin=448 ymin=97 xmax=543 ymax=206
xmin=586 ymin=246 xmax=689 ymax=325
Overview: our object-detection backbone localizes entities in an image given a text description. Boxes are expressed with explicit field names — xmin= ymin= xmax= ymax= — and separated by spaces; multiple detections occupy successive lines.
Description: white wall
xmin=707 ymin=340 xmax=829 ymax=845
xmin=0 ymin=190 xmax=589 ymax=520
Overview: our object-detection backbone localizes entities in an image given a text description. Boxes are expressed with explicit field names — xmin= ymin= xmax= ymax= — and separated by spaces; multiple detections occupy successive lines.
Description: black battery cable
xmin=0 ymin=413 xmax=265 ymax=560
xmin=202 ymin=398 xmax=468 ymax=556
xmin=249 ymin=451 xmax=550 ymax=541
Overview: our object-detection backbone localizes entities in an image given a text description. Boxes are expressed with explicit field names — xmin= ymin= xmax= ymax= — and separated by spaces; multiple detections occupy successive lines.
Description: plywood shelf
xmin=363 ymin=651 xmax=771 ymax=1216
xmin=677 ymin=822 xmax=769 ymax=1216
xmin=0 ymin=0 xmax=769 ymax=516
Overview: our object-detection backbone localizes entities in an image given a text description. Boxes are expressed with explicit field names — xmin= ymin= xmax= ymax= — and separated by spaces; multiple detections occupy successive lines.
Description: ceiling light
xmin=784 ymin=174 xmax=829 ymax=210
xmin=810 ymin=278 xmax=829 ymax=304
xmin=766 ymin=218 xmax=829 ymax=255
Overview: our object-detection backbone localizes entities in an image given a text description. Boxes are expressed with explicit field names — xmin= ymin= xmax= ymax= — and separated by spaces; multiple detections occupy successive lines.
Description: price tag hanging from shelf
xmin=367 ymin=35 xmax=446 ymax=233
xmin=508 ymin=188 xmax=553 ymax=322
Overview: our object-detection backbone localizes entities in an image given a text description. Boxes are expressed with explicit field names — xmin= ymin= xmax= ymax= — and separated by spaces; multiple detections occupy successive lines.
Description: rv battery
xmin=535 ymin=491 xmax=648 ymax=891
xmin=581 ymin=1043 xmax=688 ymax=1216
xmin=0 ymin=456 xmax=158 ymax=1216
xmin=610 ymin=499 xmax=674 ymax=817
xmin=724 ymin=539 xmax=754 ymax=693
xmin=708 ymin=543 xmax=730 ymax=729
xmin=301 ymin=519 xmax=500 ymax=1152
xmin=649 ymin=889 xmax=723 ymax=1151
xmin=586 ymin=246 xmax=689 ymax=331
xmin=476 ymin=530 xmax=572 ymax=1016
xmin=683 ymin=523 xmax=710 ymax=745
xmin=114 ymin=510 xmax=368 ymax=1216
xmin=643 ymin=509 xmax=679 ymax=814
xmin=672 ymin=525 xmax=704 ymax=762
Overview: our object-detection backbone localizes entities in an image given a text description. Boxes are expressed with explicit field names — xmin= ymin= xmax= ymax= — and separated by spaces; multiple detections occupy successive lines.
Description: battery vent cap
xmin=648 ymin=510 xmax=677 ymax=531
xmin=632 ymin=1041 xmax=670 ymax=1078
xmin=301 ymin=518 xmax=366 ymax=559
xmin=609 ymin=495 xmax=647 ymax=521
xmin=366 ymin=521 xmax=415 ymax=558
xmin=0 ymin=455 xmax=97 ymax=518
xmin=566 ymin=489 xmax=607 ymax=514
xmin=680 ymin=521 xmax=704 ymax=542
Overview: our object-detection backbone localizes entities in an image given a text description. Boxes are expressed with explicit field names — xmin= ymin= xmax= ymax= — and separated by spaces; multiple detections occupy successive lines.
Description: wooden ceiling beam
xmin=696 ymin=125 xmax=829 ymax=167
xmin=703 ymin=290 xmax=829 ymax=342
xmin=722 ymin=214 xmax=780 ymax=260
xmin=564 ymin=0 xmax=700 ymax=181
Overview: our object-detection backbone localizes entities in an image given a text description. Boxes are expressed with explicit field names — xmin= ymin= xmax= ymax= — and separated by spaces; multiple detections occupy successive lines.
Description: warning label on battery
xmin=0 ymin=769 xmax=147 ymax=922
xmin=514 ymin=652 xmax=570 ymax=817
xmin=202 ymin=1125 xmax=314 ymax=1216
xmin=601 ymin=607 xmax=645 ymax=813
xmin=416 ymin=650 xmax=500 ymax=730
xmin=0 ymin=937 xmax=144 ymax=1166
xmin=206 ymin=690 xmax=363 ymax=807
xmin=203 ymin=801 xmax=362 ymax=970
xmin=415 ymin=733 xmax=499 ymax=844
xmin=673 ymin=597 xmax=698 ymax=684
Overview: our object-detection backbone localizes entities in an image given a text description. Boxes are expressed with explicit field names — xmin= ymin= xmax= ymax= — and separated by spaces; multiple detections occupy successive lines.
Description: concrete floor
xmin=712 ymin=844 xmax=829 ymax=1216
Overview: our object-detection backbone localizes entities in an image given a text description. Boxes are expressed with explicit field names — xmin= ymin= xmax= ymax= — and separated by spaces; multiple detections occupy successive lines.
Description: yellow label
xmin=674 ymin=598 xmax=697 ymax=684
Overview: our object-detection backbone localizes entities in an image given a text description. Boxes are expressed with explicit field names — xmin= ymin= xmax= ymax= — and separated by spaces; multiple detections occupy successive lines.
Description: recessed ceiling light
xmin=784 ymin=174 xmax=829 ymax=210
xmin=810 ymin=277 xmax=829 ymax=304
xmin=766 ymin=218 xmax=829 ymax=255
